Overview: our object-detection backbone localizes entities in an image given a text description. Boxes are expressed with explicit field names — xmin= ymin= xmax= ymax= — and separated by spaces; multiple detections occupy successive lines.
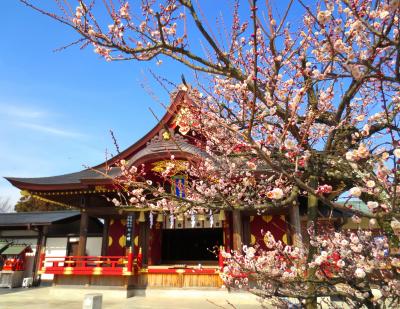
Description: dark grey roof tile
xmin=0 ymin=211 xmax=81 ymax=226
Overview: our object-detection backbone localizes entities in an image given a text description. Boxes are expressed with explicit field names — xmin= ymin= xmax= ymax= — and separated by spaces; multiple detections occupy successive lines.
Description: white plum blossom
xmin=349 ymin=187 xmax=362 ymax=197
xmin=355 ymin=268 xmax=366 ymax=279
xmin=367 ymin=201 xmax=379 ymax=210
xmin=267 ymin=188 xmax=284 ymax=200
xmin=317 ymin=10 xmax=331 ymax=24
xmin=366 ymin=180 xmax=376 ymax=188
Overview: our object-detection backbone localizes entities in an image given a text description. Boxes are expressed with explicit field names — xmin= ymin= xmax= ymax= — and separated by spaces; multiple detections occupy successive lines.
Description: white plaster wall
xmin=23 ymin=255 xmax=35 ymax=278
xmin=86 ymin=237 xmax=102 ymax=256
xmin=42 ymin=237 xmax=68 ymax=280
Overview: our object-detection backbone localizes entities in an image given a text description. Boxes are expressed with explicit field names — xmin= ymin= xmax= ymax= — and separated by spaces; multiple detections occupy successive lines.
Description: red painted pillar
xmin=38 ymin=247 xmax=46 ymax=274
xmin=218 ymin=246 xmax=225 ymax=271
xmin=137 ymin=247 xmax=143 ymax=269
xmin=127 ymin=247 xmax=133 ymax=272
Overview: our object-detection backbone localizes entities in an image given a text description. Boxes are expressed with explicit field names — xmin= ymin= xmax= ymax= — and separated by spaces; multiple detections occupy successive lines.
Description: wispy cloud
xmin=0 ymin=104 xmax=47 ymax=119
xmin=0 ymin=102 xmax=86 ymax=139
xmin=15 ymin=122 xmax=87 ymax=138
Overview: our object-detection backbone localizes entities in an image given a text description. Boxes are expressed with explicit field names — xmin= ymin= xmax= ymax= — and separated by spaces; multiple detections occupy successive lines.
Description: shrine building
xmin=5 ymin=90 xmax=300 ymax=293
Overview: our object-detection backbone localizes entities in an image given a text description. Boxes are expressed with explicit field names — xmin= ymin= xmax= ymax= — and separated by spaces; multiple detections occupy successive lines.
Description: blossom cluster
xmin=221 ymin=229 xmax=400 ymax=307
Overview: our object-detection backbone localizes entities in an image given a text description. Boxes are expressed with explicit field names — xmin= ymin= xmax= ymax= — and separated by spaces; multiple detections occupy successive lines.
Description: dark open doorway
xmin=161 ymin=228 xmax=223 ymax=263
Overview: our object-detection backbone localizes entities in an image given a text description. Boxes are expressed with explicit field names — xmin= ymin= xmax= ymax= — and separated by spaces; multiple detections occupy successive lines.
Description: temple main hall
xmin=6 ymin=90 xmax=294 ymax=291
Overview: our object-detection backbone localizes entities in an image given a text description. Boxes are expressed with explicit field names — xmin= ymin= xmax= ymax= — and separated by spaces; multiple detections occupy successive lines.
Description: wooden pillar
xmin=232 ymin=210 xmax=243 ymax=251
xmin=289 ymin=201 xmax=303 ymax=249
xmin=139 ymin=222 xmax=149 ymax=265
xmin=33 ymin=225 xmax=47 ymax=286
xmin=241 ymin=215 xmax=250 ymax=246
xmin=77 ymin=211 xmax=89 ymax=256
xmin=101 ymin=217 xmax=110 ymax=256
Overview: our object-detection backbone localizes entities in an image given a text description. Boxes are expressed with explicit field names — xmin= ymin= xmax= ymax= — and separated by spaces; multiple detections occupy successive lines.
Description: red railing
xmin=38 ymin=248 xmax=142 ymax=276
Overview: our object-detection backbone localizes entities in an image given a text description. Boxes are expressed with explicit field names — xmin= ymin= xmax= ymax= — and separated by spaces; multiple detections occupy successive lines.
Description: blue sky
xmin=0 ymin=1 xmax=186 ymax=205
xmin=1 ymin=0 xmax=301 ymax=207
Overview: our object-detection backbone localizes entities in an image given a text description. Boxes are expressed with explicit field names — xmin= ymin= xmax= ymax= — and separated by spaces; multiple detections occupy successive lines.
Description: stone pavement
xmin=0 ymin=287 xmax=263 ymax=309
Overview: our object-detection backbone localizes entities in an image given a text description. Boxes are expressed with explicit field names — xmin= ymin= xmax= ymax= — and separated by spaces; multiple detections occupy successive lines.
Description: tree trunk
xmin=305 ymin=297 xmax=318 ymax=309
xmin=289 ymin=199 xmax=303 ymax=249
xmin=305 ymin=176 xmax=318 ymax=309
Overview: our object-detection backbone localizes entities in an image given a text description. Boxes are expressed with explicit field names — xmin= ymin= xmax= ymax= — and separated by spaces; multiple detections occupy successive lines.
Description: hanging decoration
xmin=209 ymin=210 xmax=214 ymax=228
xmin=156 ymin=213 xmax=164 ymax=223
xmin=198 ymin=213 xmax=205 ymax=221
xmin=219 ymin=210 xmax=226 ymax=221
xmin=138 ymin=211 xmax=146 ymax=222
xmin=190 ymin=210 xmax=196 ymax=228
xmin=149 ymin=212 xmax=154 ymax=228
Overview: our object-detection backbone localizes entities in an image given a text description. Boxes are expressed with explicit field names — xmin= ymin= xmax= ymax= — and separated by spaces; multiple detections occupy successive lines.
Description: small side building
xmin=0 ymin=211 xmax=103 ymax=285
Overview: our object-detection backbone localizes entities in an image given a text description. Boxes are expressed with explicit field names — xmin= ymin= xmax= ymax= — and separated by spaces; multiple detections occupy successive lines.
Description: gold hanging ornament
xmin=138 ymin=211 xmax=146 ymax=222
xmin=219 ymin=210 xmax=226 ymax=221
xmin=156 ymin=213 xmax=164 ymax=223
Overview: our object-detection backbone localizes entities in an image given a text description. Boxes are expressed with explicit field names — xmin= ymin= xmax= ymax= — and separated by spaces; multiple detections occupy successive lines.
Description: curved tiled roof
xmin=5 ymin=167 xmax=120 ymax=186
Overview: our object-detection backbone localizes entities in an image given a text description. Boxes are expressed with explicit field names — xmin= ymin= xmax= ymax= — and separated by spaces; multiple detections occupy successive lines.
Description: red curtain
xmin=107 ymin=218 xmax=140 ymax=256
xmin=249 ymin=215 xmax=288 ymax=249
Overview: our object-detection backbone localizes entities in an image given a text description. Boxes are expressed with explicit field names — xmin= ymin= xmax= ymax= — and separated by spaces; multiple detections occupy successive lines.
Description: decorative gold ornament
xmin=151 ymin=160 xmax=188 ymax=175
xmin=218 ymin=210 xmax=226 ymax=221
xmin=156 ymin=213 xmax=164 ymax=222
xmin=138 ymin=211 xmax=146 ymax=222
xmin=162 ymin=131 xmax=171 ymax=140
